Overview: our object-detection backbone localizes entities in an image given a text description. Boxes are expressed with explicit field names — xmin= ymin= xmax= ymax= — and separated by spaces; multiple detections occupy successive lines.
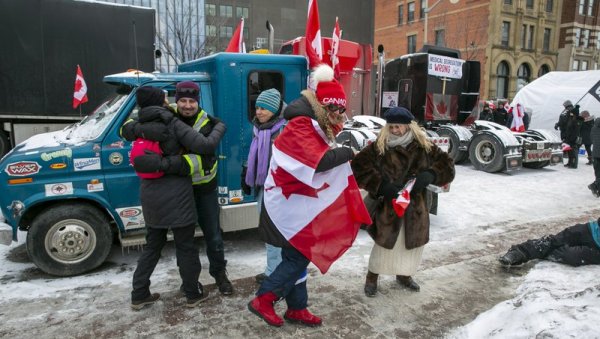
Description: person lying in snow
xmin=499 ymin=219 xmax=600 ymax=267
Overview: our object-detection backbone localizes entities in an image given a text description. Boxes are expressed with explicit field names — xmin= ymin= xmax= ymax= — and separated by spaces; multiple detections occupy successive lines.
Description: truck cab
xmin=0 ymin=53 xmax=308 ymax=276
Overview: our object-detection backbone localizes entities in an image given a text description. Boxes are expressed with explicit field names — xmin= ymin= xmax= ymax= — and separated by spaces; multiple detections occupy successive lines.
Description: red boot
xmin=284 ymin=308 xmax=322 ymax=327
xmin=248 ymin=292 xmax=284 ymax=327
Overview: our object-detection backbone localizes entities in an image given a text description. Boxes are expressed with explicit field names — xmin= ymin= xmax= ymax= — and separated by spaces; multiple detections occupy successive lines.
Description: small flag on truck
xmin=225 ymin=18 xmax=246 ymax=53
xmin=305 ymin=0 xmax=322 ymax=69
xmin=73 ymin=65 xmax=88 ymax=109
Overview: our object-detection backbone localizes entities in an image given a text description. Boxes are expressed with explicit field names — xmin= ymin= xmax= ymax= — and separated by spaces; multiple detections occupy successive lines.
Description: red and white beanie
xmin=313 ymin=64 xmax=346 ymax=108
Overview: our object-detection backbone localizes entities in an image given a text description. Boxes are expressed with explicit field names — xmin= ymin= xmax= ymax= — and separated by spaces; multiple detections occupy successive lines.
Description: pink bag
xmin=130 ymin=138 xmax=164 ymax=179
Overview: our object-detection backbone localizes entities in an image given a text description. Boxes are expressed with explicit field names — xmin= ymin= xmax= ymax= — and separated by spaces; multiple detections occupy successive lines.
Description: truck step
xmin=119 ymin=228 xmax=205 ymax=249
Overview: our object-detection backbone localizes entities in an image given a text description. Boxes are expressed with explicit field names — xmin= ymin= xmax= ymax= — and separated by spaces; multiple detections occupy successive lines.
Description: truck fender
xmin=436 ymin=124 xmax=472 ymax=163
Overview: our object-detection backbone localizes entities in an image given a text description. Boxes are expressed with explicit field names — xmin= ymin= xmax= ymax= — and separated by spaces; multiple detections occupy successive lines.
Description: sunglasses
xmin=323 ymin=104 xmax=346 ymax=114
xmin=177 ymin=87 xmax=199 ymax=96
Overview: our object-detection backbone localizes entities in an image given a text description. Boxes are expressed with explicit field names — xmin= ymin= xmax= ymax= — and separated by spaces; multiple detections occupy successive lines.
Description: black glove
xmin=134 ymin=122 xmax=169 ymax=142
xmin=378 ymin=181 xmax=401 ymax=201
xmin=572 ymin=104 xmax=580 ymax=115
xmin=133 ymin=151 xmax=163 ymax=173
xmin=209 ymin=115 xmax=223 ymax=126
xmin=241 ymin=165 xmax=252 ymax=195
xmin=411 ymin=170 xmax=436 ymax=194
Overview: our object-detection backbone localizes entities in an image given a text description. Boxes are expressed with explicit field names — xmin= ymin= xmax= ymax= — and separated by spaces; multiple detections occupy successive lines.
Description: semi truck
xmin=0 ymin=53 xmax=308 ymax=276
xmin=0 ymin=0 xmax=156 ymax=156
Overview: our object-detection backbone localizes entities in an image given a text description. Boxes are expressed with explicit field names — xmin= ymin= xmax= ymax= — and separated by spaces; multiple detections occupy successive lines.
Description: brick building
xmin=557 ymin=0 xmax=600 ymax=72
xmin=374 ymin=0 xmax=566 ymax=101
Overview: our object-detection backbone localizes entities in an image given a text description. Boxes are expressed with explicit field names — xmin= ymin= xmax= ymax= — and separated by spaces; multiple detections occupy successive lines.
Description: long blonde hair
xmin=375 ymin=121 xmax=433 ymax=155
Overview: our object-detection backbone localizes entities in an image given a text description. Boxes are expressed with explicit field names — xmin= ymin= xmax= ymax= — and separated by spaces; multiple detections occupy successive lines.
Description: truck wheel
xmin=437 ymin=128 xmax=468 ymax=163
xmin=523 ymin=160 xmax=549 ymax=169
xmin=26 ymin=203 xmax=113 ymax=276
xmin=469 ymin=134 xmax=505 ymax=173
xmin=0 ymin=130 xmax=10 ymax=156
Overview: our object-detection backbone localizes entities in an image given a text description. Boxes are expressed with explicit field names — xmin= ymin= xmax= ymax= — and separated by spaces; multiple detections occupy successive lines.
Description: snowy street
xmin=1 ymin=159 xmax=599 ymax=338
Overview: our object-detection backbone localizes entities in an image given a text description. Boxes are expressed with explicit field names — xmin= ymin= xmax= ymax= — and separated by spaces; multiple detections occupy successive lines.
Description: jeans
xmin=257 ymin=246 xmax=310 ymax=310
xmin=132 ymin=225 xmax=202 ymax=300
xmin=193 ymin=187 xmax=226 ymax=277
xmin=256 ymin=188 xmax=283 ymax=276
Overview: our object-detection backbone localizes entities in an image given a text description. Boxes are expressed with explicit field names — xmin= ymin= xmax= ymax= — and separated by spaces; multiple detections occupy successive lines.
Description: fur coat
xmin=351 ymin=139 xmax=455 ymax=249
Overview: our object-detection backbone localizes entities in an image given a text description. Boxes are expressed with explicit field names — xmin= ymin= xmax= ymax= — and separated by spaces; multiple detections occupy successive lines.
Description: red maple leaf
xmin=267 ymin=167 xmax=330 ymax=199
xmin=436 ymin=99 xmax=448 ymax=116
xmin=74 ymin=79 xmax=83 ymax=92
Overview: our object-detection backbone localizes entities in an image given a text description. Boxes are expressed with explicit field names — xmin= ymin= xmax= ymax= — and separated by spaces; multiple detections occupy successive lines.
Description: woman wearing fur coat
xmin=351 ymin=106 xmax=455 ymax=297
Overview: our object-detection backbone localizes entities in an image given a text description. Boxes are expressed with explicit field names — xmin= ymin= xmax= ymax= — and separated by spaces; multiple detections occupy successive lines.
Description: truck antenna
xmin=132 ymin=20 xmax=140 ymax=84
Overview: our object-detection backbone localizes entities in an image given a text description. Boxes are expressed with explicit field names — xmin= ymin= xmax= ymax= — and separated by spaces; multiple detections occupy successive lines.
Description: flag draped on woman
xmin=509 ymin=103 xmax=525 ymax=132
xmin=263 ymin=116 xmax=371 ymax=273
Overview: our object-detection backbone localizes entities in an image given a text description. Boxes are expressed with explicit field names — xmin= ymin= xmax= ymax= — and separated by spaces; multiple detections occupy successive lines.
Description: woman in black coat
xmin=128 ymin=86 xmax=226 ymax=309
xmin=580 ymin=110 xmax=594 ymax=165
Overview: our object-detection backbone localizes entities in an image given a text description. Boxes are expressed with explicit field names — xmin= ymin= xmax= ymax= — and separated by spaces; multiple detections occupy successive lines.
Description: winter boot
xmin=587 ymin=157 xmax=593 ymax=165
xmin=396 ymin=275 xmax=420 ymax=292
xmin=185 ymin=282 xmax=209 ymax=308
xmin=255 ymin=273 xmax=267 ymax=285
xmin=589 ymin=183 xmax=600 ymax=197
xmin=248 ymin=292 xmax=284 ymax=327
xmin=364 ymin=271 xmax=378 ymax=297
xmin=498 ymin=246 xmax=528 ymax=266
xmin=215 ymin=270 xmax=234 ymax=295
xmin=284 ymin=308 xmax=323 ymax=327
xmin=131 ymin=293 xmax=160 ymax=310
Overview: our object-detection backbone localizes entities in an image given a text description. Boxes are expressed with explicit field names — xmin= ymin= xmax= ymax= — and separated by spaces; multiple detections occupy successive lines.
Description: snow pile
xmin=447 ymin=262 xmax=600 ymax=338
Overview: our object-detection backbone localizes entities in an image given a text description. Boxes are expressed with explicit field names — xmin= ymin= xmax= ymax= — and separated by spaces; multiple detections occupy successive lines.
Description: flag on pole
xmin=509 ymin=103 xmax=526 ymax=132
xmin=588 ymin=79 xmax=600 ymax=103
xmin=263 ymin=116 xmax=371 ymax=273
xmin=305 ymin=0 xmax=322 ymax=69
xmin=73 ymin=65 xmax=88 ymax=109
xmin=225 ymin=18 xmax=246 ymax=53
xmin=331 ymin=16 xmax=342 ymax=79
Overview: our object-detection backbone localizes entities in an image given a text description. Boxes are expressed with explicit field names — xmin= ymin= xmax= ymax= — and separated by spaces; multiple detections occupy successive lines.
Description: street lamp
xmin=423 ymin=0 xmax=459 ymax=46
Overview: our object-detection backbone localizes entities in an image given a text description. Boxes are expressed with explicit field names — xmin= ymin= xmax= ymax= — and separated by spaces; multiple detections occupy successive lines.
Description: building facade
xmin=557 ymin=0 xmax=600 ymax=72
xmin=374 ymin=0 xmax=569 ymax=101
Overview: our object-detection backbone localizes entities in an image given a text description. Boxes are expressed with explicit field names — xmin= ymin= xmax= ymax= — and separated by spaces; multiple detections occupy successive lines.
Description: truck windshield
xmin=58 ymin=95 xmax=128 ymax=142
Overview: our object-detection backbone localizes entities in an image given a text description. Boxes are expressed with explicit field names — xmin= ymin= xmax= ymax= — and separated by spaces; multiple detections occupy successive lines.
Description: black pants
xmin=517 ymin=223 xmax=600 ymax=266
xmin=132 ymin=224 xmax=202 ymax=301
xmin=567 ymin=143 xmax=579 ymax=168
xmin=593 ymin=158 xmax=600 ymax=187
xmin=584 ymin=143 xmax=592 ymax=161
xmin=193 ymin=188 xmax=227 ymax=277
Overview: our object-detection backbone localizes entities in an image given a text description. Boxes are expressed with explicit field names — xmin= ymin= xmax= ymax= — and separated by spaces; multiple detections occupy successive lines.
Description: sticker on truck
xmin=74 ymin=157 xmax=101 ymax=171
xmin=44 ymin=182 xmax=74 ymax=196
xmin=5 ymin=161 xmax=41 ymax=176
xmin=116 ymin=207 xmax=145 ymax=230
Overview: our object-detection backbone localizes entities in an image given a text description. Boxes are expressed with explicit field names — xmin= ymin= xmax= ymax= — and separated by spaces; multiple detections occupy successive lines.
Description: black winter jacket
xmin=591 ymin=118 xmax=600 ymax=158
xmin=133 ymin=106 xmax=225 ymax=229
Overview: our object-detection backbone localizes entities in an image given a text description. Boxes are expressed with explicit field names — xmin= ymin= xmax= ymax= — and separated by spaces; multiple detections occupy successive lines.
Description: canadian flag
xmin=305 ymin=0 xmax=322 ymax=69
xmin=509 ymin=103 xmax=525 ymax=132
xmin=73 ymin=65 xmax=88 ymax=109
xmin=392 ymin=178 xmax=415 ymax=217
xmin=263 ymin=116 xmax=371 ymax=273
xmin=225 ymin=18 xmax=246 ymax=53
xmin=330 ymin=17 xmax=342 ymax=79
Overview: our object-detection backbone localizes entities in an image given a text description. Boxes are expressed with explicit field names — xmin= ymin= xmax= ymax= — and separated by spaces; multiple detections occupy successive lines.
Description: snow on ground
xmin=1 ymin=158 xmax=600 ymax=337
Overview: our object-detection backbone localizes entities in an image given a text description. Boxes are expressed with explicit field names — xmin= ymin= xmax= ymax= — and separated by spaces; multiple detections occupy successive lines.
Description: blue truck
xmin=0 ymin=53 xmax=308 ymax=276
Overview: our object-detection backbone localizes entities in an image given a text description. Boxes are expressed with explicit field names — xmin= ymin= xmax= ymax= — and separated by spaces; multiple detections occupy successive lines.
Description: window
xmin=582 ymin=60 xmax=589 ymax=70
xmin=546 ymin=0 xmax=553 ymax=12
xmin=573 ymin=60 xmax=580 ymax=70
xmin=220 ymin=26 xmax=233 ymax=38
xmin=588 ymin=0 xmax=594 ymax=15
xmin=521 ymin=24 xmax=527 ymax=48
xmin=435 ymin=29 xmax=445 ymax=47
xmin=597 ymin=33 xmax=600 ymax=50
xmin=526 ymin=0 xmax=534 ymax=9
xmin=527 ymin=26 xmax=534 ymax=49
xmin=517 ymin=64 xmax=531 ymax=90
xmin=407 ymin=34 xmax=417 ymax=53
xmin=579 ymin=0 xmax=585 ymax=15
xmin=496 ymin=62 xmax=509 ymax=99
xmin=501 ymin=21 xmax=511 ymax=47
xmin=421 ymin=0 xmax=426 ymax=19
xmin=398 ymin=5 xmax=404 ymax=25
xmin=408 ymin=2 xmax=415 ymax=22
xmin=220 ymin=5 xmax=233 ymax=18
xmin=504 ymin=0 xmax=512 ymax=4
xmin=582 ymin=29 xmax=590 ymax=48
xmin=236 ymin=6 xmax=248 ymax=19
xmin=206 ymin=25 xmax=217 ymax=37
xmin=205 ymin=3 xmax=216 ymax=16
xmin=574 ymin=28 xmax=581 ymax=47
xmin=543 ymin=28 xmax=551 ymax=51
xmin=538 ymin=64 xmax=550 ymax=77
xmin=248 ymin=71 xmax=284 ymax=121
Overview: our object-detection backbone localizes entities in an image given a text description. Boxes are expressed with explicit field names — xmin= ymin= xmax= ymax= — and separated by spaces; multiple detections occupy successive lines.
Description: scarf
xmin=387 ymin=130 xmax=414 ymax=148
xmin=246 ymin=117 xmax=286 ymax=187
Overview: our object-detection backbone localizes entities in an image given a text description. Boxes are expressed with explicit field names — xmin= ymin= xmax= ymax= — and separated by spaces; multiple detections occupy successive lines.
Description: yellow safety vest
xmin=182 ymin=110 xmax=218 ymax=185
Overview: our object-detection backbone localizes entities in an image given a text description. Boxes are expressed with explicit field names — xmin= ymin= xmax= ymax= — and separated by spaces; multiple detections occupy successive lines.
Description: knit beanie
xmin=175 ymin=81 xmax=200 ymax=102
xmin=384 ymin=106 xmax=415 ymax=124
xmin=256 ymin=88 xmax=281 ymax=113
xmin=313 ymin=64 xmax=346 ymax=107
xmin=136 ymin=86 xmax=165 ymax=108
